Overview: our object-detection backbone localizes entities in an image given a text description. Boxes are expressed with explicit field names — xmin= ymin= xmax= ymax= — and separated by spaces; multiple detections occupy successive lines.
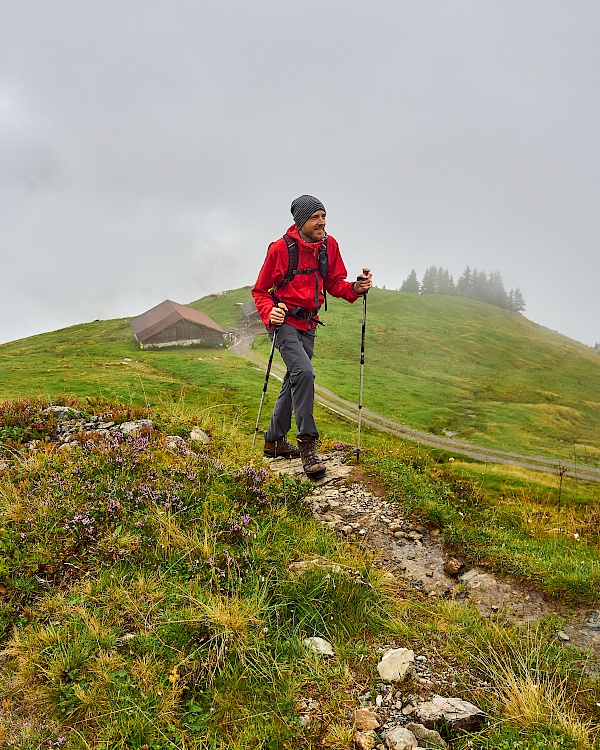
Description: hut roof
xmin=131 ymin=300 xmax=224 ymax=343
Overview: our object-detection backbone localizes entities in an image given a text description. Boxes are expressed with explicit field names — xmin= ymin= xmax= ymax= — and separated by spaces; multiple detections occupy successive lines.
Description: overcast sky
xmin=1 ymin=1 xmax=599 ymax=348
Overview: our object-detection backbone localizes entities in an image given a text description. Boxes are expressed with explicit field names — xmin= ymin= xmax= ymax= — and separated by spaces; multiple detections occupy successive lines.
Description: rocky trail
xmin=231 ymin=328 xmax=600 ymax=483
xmin=267 ymin=451 xmax=600 ymax=669
xmin=266 ymin=450 xmax=600 ymax=748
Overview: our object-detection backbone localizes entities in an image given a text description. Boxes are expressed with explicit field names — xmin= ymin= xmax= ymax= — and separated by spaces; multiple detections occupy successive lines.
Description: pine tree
xmin=400 ymin=269 xmax=420 ymax=293
xmin=509 ymin=287 xmax=526 ymax=313
xmin=421 ymin=266 xmax=439 ymax=294
xmin=488 ymin=270 xmax=509 ymax=309
xmin=456 ymin=266 xmax=473 ymax=297
xmin=437 ymin=268 xmax=455 ymax=296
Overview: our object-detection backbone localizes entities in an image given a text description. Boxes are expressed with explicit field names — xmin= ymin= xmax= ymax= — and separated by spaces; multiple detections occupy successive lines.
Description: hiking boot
xmin=297 ymin=435 xmax=327 ymax=480
xmin=263 ymin=436 xmax=301 ymax=459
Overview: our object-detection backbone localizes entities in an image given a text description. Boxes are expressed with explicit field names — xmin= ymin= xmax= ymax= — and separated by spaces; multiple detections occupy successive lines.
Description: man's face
xmin=299 ymin=210 xmax=326 ymax=242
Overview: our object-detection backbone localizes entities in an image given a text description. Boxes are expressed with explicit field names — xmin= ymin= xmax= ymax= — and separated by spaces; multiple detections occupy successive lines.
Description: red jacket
xmin=252 ymin=225 xmax=360 ymax=330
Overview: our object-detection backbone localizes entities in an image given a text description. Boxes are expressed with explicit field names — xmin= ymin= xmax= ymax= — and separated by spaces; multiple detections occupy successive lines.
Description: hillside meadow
xmin=0 ymin=290 xmax=599 ymax=747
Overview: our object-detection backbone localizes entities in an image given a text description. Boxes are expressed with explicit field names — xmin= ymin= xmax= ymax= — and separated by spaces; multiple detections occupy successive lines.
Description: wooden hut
xmin=131 ymin=300 xmax=224 ymax=348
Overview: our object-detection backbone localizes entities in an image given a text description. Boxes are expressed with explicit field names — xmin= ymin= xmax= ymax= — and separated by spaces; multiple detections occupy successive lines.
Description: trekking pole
xmin=252 ymin=304 xmax=285 ymax=448
xmin=355 ymin=268 xmax=371 ymax=462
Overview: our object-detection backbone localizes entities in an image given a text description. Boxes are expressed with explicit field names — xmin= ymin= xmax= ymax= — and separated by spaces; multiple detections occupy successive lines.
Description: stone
xmin=43 ymin=405 xmax=80 ymax=422
xmin=557 ymin=630 xmax=570 ymax=642
xmin=303 ymin=637 xmax=334 ymax=656
xmin=405 ymin=722 xmax=447 ymax=748
xmin=384 ymin=725 xmax=418 ymax=749
xmin=190 ymin=426 xmax=210 ymax=443
xmin=458 ymin=569 xmax=478 ymax=583
xmin=354 ymin=708 xmax=380 ymax=731
xmin=355 ymin=730 xmax=378 ymax=750
xmin=443 ymin=558 xmax=463 ymax=577
xmin=377 ymin=648 xmax=415 ymax=682
xmin=412 ymin=695 xmax=486 ymax=732
xmin=166 ymin=435 xmax=190 ymax=452
xmin=118 ymin=419 xmax=154 ymax=435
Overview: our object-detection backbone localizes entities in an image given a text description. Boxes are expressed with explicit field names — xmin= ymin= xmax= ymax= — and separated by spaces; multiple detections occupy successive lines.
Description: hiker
xmin=252 ymin=195 xmax=372 ymax=480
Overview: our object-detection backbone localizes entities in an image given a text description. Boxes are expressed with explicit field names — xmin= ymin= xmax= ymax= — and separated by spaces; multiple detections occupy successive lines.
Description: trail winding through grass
xmin=231 ymin=328 xmax=600 ymax=483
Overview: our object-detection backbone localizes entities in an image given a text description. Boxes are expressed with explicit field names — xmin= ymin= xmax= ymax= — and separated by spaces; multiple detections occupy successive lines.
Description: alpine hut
xmin=131 ymin=300 xmax=225 ymax=348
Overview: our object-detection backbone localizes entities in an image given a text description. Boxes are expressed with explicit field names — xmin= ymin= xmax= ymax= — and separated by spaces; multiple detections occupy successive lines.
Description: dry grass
xmin=476 ymin=624 xmax=596 ymax=749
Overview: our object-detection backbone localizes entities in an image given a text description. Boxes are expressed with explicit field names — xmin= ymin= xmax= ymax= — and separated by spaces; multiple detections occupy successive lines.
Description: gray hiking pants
xmin=265 ymin=323 xmax=318 ymax=440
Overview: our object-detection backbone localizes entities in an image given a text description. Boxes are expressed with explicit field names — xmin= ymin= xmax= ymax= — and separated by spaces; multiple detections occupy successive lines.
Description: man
xmin=252 ymin=195 xmax=372 ymax=480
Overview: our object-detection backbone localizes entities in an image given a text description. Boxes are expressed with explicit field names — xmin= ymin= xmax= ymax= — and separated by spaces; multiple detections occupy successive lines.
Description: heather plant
xmin=0 ymin=399 xmax=397 ymax=748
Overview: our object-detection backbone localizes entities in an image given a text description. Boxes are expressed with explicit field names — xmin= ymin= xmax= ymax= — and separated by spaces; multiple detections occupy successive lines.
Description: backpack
xmin=270 ymin=234 xmax=329 ymax=323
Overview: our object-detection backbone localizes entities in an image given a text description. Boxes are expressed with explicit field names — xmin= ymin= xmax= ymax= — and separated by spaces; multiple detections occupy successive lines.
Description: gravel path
xmin=230 ymin=328 xmax=600 ymax=483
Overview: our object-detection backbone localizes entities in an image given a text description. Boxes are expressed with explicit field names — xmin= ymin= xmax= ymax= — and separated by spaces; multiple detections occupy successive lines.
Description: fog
xmin=1 ymin=1 xmax=599 ymax=348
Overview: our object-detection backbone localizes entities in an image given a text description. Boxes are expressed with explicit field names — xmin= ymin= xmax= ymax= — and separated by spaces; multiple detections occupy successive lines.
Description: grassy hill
xmin=3 ymin=289 xmax=600 ymax=467
xmin=196 ymin=288 xmax=600 ymax=467
xmin=1 ymin=294 xmax=599 ymax=747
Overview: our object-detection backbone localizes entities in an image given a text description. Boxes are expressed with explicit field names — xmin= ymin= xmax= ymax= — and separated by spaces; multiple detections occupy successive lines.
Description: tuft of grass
xmin=470 ymin=624 xmax=597 ymax=749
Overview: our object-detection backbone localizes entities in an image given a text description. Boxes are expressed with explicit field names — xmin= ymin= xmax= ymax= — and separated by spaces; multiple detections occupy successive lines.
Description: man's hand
xmin=353 ymin=268 xmax=373 ymax=295
xmin=269 ymin=303 xmax=287 ymax=326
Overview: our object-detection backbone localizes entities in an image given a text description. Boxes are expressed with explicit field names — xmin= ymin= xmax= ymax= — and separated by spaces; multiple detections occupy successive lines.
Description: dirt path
xmin=266 ymin=451 xmax=600 ymax=674
xmin=230 ymin=327 xmax=600 ymax=483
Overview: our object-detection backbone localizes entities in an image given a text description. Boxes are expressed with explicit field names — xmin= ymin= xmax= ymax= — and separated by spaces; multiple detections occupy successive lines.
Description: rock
xmin=557 ymin=630 xmax=570 ymax=642
xmin=118 ymin=419 xmax=154 ymax=435
xmin=405 ymin=722 xmax=447 ymax=748
xmin=303 ymin=637 xmax=334 ymax=656
xmin=443 ymin=558 xmax=463 ymax=577
xmin=458 ymin=569 xmax=478 ymax=583
xmin=166 ymin=435 xmax=190 ymax=452
xmin=585 ymin=617 xmax=600 ymax=630
xmin=377 ymin=648 xmax=415 ymax=682
xmin=385 ymin=725 xmax=418 ymax=749
xmin=354 ymin=730 xmax=378 ymax=750
xmin=412 ymin=695 xmax=486 ymax=732
xmin=354 ymin=708 xmax=380 ymax=731
xmin=43 ymin=405 xmax=80 ymax=422
xmin=190 ymin=426 xmax=210 ymax=443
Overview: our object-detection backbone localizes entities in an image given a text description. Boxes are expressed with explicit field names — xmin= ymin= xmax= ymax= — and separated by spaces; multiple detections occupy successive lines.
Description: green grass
xmin=0 ymin=399 xmax=598 ymax=748
xmin=1 ymin=293 xmax=600 ymax=746
xmin=361 ymin=441 xmax=600 ymax=604
xmin=247 ymin=290 xmax=600 ymax=466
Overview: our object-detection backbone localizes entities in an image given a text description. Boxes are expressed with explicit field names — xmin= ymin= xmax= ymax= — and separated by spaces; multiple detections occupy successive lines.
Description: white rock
xmin=385 ymin=725 xmax=418 ymax=749
xmin=412 ymin=695 xmax=485 ymax=732
xmin=303 ymin=637 xmax=334 ymax=656
xmin=377 ymin=648 xmax=415 ymax=682
xmin=405 ymin=722 xmax=447 ymax=748
xmin=119 ymin=419 xmax=154 ymax=435
xmin=190 ymin=426 xmax=210 ymax=443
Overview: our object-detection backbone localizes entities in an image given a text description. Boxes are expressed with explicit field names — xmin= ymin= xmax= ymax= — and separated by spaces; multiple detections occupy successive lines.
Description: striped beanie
xmin=290 ymin=195 xmax=325 ymax=230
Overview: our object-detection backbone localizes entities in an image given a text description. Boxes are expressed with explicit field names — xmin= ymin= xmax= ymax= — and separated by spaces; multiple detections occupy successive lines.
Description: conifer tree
xmin=400 ymin=269 xmax=420 ymax=293
xmin=421 ymin=266 xmax=439 ymax=294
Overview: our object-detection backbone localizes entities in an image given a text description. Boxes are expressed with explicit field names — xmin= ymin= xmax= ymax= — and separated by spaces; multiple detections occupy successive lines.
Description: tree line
xmin=400 ymin=266 xmax=526 ymax=312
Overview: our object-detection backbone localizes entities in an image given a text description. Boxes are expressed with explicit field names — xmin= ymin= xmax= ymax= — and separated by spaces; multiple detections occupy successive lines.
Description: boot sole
xmin=304 ymin=467 xmax=327 ymax=480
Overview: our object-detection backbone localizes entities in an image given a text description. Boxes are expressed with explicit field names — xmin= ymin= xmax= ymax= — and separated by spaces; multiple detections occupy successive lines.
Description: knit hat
xmin=290 ymin=195 xmax=325 ymax=230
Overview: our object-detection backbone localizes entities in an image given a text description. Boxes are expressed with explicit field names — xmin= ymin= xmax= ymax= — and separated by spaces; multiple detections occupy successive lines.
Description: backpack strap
xmin=273 ymin=234 xmax=330 ymax=317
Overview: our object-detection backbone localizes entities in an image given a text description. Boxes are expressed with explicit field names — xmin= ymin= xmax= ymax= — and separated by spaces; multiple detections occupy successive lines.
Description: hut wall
xmin=143 ymin=321 xmax=224 ymax=346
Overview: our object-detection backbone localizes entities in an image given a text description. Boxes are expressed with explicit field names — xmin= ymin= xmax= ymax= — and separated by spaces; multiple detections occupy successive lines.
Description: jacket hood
xmin=286 ymin=224 xmax=325 ymax=252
